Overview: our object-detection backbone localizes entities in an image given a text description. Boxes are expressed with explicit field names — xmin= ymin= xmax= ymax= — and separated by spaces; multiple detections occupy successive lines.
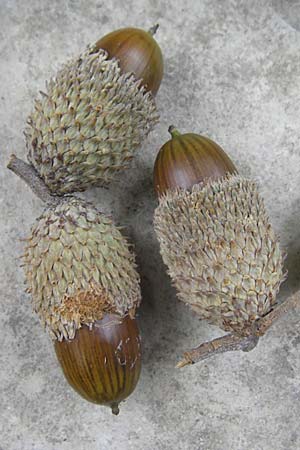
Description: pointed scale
xmin=153 ymin=126 xmax=237 ymax=196
xmin=94 ymin=26 xmax=163 ymax=95
xmin=54 ymin=313 xmax=141 ymax=415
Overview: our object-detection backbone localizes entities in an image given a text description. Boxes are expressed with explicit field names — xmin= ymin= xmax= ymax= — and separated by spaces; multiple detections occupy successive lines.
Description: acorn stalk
xmin=177 ymin=290 xmax=300 ymax=367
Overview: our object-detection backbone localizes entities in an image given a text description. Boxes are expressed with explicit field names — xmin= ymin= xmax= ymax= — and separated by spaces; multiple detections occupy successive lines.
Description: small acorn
xmin=153 ymin=127 xmax=286 ymax=364
xmin=24 ymin=25 xmax=163 ymax=195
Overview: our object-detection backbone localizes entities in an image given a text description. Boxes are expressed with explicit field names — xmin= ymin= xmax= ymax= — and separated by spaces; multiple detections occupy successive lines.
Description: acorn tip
xmin=111 ymin=403 xmax=120 ymax=415
xmin=148 ymin=24 xmax=159 ymax=36
xmin=168 ymin=125 xmax=181 ymax=138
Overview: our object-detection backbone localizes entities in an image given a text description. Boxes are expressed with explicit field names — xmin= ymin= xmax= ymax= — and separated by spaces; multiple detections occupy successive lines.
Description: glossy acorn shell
xmin=95 ymin=27 xmax=163 ymax=95
xmin=153 ymin=129 xmax=237 ymax=196
xmin=54 ymin=313 xmax=141 ymax=415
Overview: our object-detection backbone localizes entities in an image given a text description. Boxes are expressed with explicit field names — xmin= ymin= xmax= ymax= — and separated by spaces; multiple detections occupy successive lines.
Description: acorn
xmin=153 ymin=127 xmax=287 ymax=364
xmin=24 ymin=196 xmax=142 ymax=413
xmin=24 ymin=25 xmax=163 ymax=195
xmin=8 ymin=156 xmax=142 ymax=413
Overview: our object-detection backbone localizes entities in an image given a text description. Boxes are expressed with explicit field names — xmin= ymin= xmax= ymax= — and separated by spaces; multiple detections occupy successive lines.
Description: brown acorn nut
xmin=95 ymin=25 xmax=163 ymax=95
xmin=153 ymin=126 xmax=237 ymax=196
xmin=55 ymin=314 xmax=141 ymax=415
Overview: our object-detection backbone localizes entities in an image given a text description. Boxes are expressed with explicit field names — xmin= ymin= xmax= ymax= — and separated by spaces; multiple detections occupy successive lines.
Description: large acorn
xmin=8 ymin=157 xmax=141 ymax=414
xmin=24 ymin=26 xmax=163 ymax=195
xmin=153 ymin=127 xmax=289 ymax=366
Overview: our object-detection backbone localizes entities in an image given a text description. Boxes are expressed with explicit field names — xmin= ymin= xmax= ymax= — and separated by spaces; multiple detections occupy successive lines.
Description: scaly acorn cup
xmin=15 ymin=25 xmax=163 ymax=196
xmin=8 ymin=157 xmax=141 ymax=414
xmin=153 ymin=127 xmax=299 ymax=367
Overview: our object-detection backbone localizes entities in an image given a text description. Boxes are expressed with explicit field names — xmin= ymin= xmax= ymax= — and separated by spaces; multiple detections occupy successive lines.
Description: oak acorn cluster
xmin=8 ymin=20 xmax=296 ymax=415
xmin=9 ymin=25 xmax=163 ymax=414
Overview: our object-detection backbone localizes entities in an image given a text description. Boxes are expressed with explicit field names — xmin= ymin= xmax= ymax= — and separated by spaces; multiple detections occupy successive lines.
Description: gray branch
xmin=177 ymin=289 xmax=300 ymax=368
xmin=7 ymin=155 xmax=61 ymax=206
xmin=176 ymin=334 xmax=259 ymax=368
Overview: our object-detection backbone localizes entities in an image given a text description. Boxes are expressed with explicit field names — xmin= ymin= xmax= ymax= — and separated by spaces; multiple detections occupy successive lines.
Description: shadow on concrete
xmin=281 ymin=201 xmax=300 ymax=297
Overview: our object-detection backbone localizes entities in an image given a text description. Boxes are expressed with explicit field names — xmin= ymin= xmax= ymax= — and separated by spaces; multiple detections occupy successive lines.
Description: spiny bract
xmin=23 ymin=198 xmax=141 ymax=340
xmin=154 ymin=175 xmax=286 ymax=336
xmin=25 ymin=46 xmax=159 ymax=195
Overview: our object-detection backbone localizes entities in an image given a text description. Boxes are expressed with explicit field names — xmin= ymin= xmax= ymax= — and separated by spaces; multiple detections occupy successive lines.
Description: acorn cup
xmin=153 ymin=126 xmax=299 ymax=367
xmin=10 ymin=25 xmax=163 ymax=196
xmin=8 ymin=157 xmax=142 ymax=414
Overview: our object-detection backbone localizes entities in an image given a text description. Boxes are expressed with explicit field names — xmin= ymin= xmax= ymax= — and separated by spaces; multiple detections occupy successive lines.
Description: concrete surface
xmin=1 ymin=1 xmax=300 ymax=449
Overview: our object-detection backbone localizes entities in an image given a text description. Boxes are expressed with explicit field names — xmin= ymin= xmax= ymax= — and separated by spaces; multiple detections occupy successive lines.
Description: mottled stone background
xmin=1 ymin=1 xmax=300 ymax=449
